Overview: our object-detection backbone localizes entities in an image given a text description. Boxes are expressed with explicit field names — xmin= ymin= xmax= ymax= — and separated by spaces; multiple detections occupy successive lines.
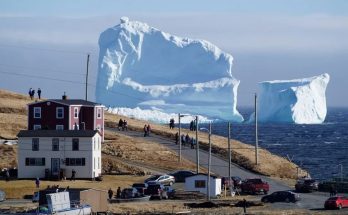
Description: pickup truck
xmin=241 ymin=178 xmax=269 ymax=194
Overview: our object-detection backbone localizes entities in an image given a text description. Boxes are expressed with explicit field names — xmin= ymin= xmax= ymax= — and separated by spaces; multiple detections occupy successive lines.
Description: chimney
xmin=62 ymin=92 xmax=68 ymax=100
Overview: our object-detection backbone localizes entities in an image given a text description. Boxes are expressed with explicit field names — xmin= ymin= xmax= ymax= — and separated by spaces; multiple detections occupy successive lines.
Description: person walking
xmin=143 ymin=125 xmax=148 ymax=137
xmin=71 ymin=169 xmax=76 ymax=181
xmin=35 ymin=177 xmax=40 ymax=188
xmin=175 ymin=132 xmax=179 ymax=145
xmin=108 ymin=188 xmax=114 ymax=200
xmin=5 ymin=169 xmax=10 ymax=182
xmin=118 ymin=119 xmax=124 ymax=131
xmin=116 ymin=187 xmax=122 ymax=198
xmin=147 ymin=124 xmax=151 ymax=136
xmin=123 ymin=120 xmax=128 ymax=131
xmin=37 ymin=88 xmax=42 ymax=99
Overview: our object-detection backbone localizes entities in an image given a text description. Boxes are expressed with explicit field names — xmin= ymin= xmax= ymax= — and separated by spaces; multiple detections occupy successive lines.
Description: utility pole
xmin=178 ymin=113 xmax=181 ymax=163
xmin=255 ymin=93 xmax=259 ymax=165
xmin=207 ymin=122 xmax=212 ymax=201
xmin=85 ymin=54 xmax=90 ymax=101
xmin=196 ymin=116 xmax=199 ymax=174
xmin=228 ymin=122 xmax=232 ymax=192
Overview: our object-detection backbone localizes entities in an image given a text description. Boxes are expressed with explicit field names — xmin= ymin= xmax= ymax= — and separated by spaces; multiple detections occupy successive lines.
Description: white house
xmin=17 ymin=130 xmax=102 ymax=179
xmin=184 ymin=173 xmax=221 ymax=197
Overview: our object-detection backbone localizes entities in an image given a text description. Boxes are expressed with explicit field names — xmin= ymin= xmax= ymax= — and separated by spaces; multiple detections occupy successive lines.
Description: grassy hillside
xmin=0 ymin=89 xmax=307 ymax=180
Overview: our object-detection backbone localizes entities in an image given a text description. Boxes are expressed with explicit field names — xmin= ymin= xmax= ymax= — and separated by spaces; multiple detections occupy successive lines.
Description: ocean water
xmin=196 ymin=107 xmax=348 ymax=180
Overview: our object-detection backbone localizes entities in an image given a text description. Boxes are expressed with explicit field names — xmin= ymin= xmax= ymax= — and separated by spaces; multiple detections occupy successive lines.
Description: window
xmin=34 ymin=107 xmax=41 ymax=118
xmin=32 ymin=138 xmax=39 ymax=151
xmin=97 ymin=124 xmax=101 ymax=131
xmin=33 ymin=124 xmax=41 ymax=130
xmin=74 ymin=107 xmax=78 ymax=118
xmin=195 ymin=180 xmax=206 ymax=188
xmin=56 ymin=107 xmax=64 ymax=119
xmin=52 ymin=138 xmax=59 ymax=151
xmin=25 ymin=158 xmax=45 ymax=166
xmin=56 ymin=125 xmax=64 ymax=130
xmin=72 ymin=138 xmax=79 ymax=151
xmin=97 ymin=108 xmax=102 ymax=119
xmin=65 ymin=158 xmax=85 ymax=166
xmin=73 ymin=123 xmax=79 ymax=130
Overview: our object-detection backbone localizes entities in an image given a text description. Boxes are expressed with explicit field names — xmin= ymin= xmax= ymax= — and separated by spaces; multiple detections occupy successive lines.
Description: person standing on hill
xmin=147 ymin=124 xmax=151 ymax=136
xmin=37 ymin=88 xmax=42 ymax=99
xmin=28 ymin=88 xmax=33 ymax=100
xmin=143 ymin=125 xmax=148 ymax=137
xmin=31 ymin=89 xmax=35 ymax=100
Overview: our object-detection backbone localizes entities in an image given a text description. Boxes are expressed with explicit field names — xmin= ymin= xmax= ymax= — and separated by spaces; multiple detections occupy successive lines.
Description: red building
xmin=27 ymin=98 xmax=105 ymax=141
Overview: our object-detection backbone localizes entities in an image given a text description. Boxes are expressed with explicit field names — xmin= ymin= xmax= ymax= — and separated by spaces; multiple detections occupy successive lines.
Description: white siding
xmin=184 ymin=175 xmax=221 ymax=197
xmin=18 ymin=133 xmax=102 ymax=179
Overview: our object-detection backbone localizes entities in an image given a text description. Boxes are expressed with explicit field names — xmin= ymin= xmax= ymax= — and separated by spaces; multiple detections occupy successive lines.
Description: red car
xmin=241 ymin=178 xmax=269 ymax=195
xmin=324 ymin=196 xmax=348 ymax=210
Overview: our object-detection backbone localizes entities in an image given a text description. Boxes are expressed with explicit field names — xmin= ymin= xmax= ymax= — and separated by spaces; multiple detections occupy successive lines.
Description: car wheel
xmin=159 ymin=195 xmax=162 ymax=200
xmin=338 ymin=204 xmax=342 ymax=210
xmin=285 ymin=198 xmax=290 ymax=203
xmin=262 ymin=198 xmax=268 ymax=203
xmin=264 ymin=191 xmax=268 ymax=195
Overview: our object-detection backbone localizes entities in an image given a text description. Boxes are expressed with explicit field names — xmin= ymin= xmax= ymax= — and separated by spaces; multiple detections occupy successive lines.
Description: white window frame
xmin=34 ymin=107 xmax=41 ymax=119
xmin=73 ymin=124 xmax=79 ymax=130
xmin=74 ymin=107 xmax=79 ymax=118
xmin=56 ymin=125 xmax=64 ymax=130
xmin=56 ymin=107 xmax=64 ymax=119
xmin=97 ymin=124 xmax=101 ymax=131
xmin=97 ymin=108 xmax=102 ymax=119
xmin=33 ymin=124 xmax=41 ymax=130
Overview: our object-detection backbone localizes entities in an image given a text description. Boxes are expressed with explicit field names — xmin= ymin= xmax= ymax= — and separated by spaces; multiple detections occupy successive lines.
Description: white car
xmin=145 ymin=174 xmax=175 ymax=186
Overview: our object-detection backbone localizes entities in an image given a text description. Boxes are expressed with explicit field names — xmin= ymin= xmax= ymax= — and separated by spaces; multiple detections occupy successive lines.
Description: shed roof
xmin=17 ymin=130 xmax=100 ymax=138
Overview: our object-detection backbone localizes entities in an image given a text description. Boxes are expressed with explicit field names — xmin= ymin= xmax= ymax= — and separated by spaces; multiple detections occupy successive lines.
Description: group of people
xmin=169 ymin=118 xmax=175 ymax=129
xmin=189 ymin=120 xmax=197 ymax=131
xmin=108 ymin=187 xmax=122 ymax=199
xmin=143 ymin=124 xmax=151 ymax=137
xmin=175 ymin=132 xmax=196 ymax=149
xmin=28 ymin=88 xmax=42 ymax=100
xmin=118 ymin=119 xmax=128 ymax=131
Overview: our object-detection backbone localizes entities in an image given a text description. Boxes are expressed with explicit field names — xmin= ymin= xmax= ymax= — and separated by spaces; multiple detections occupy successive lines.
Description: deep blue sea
xmin=190 ymin=107 xmax=348 ymax=180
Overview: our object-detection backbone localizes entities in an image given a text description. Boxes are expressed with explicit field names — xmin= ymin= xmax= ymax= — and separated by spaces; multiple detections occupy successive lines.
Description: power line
xmin=0 ymin=63 xmax=86 ymax=76
xmin=0 ymin=43 xmax=95 ymax=55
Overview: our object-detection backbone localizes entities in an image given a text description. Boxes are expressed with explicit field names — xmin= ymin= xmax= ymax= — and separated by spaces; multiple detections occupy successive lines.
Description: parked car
xmin=221 ymin=176 xmax=242 ymax=189
xmin=261 ymin=191 xmax=300 ymax=203
xmin=0 ymin=189 xmax=5 ymax=202
xmin=241 ymin=178 xmax=269 ymax=194
xmin=144 ymin=183 xmax=168 ymax=200
xmin=169 ymin=170 xmax=195 ymax=183
xmin=132 ymin=183 xmax=148 ymax=195
xmin=324 ymin=196 xmax=348 ymax=210
xmin=295 ymin=179 xmax=319 ymax=192
xmin=121 ymin=188 xmax=140 ymax=199
xmin=145 ymin=174 xmax=175 ymax=186
xmin=32 ymin=191 xmax=39 ymax=203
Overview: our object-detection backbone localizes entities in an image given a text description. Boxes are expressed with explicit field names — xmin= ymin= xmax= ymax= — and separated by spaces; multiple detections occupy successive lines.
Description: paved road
xmin=108 ymin=128 xmax=330 ymax=210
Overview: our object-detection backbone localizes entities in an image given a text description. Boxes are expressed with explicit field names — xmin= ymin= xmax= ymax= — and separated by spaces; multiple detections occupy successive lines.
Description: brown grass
xmin=0 ymin=175 xmax=147 ymax=199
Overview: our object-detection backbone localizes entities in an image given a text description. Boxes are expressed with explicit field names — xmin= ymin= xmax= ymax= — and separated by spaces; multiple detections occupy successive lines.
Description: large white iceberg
xmin=255 ymin=73 xmax=330 ymax=124
xmin=96 ymin=17 xmax=243 ymax=122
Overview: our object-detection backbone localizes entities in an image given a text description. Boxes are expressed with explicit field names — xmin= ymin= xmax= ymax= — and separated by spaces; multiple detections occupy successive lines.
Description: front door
xmin=51 ymin=158 xmax=60 ymax=179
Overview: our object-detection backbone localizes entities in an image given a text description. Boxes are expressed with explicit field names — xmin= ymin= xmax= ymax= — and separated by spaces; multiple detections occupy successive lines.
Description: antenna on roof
xmin=85 ymin=54 xmax=90 ymax=101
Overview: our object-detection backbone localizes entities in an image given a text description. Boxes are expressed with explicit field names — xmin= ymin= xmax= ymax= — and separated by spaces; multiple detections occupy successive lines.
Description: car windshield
xmin=328 ymin=197 xmax=339 ymax=200
xmin=148 ymin=175 xmax=160 ymax=180
xmin=133 ymin=183 xmax=146 ymax=187
xmin=304 ymin=180 xmax=316 ymax=184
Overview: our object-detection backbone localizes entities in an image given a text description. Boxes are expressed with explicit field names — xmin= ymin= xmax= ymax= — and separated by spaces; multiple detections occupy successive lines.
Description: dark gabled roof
xmin=28 ymin=99 xmax=103 ymax=107
xmin=50 ymin=99 xmax=102 ymax=106
xmin=17 ymin=130 xmax=100 ymax=138
xmin=187 ymin=173 xmax=219 ymax=179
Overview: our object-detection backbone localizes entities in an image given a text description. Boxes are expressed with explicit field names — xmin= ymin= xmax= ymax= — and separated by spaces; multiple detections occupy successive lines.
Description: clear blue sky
xmin=0 ymin=0 xmax=347 ymax=107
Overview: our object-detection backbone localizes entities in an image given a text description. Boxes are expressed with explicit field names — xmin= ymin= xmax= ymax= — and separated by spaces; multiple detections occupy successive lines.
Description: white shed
xmin=184 ymin=173 xmax=221 ymax=197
